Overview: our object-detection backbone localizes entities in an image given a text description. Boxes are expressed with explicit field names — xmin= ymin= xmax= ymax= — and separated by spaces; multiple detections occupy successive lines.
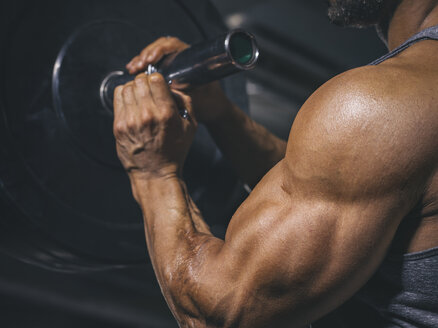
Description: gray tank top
xmin=314 ymin=25 xmax=438 ymax=328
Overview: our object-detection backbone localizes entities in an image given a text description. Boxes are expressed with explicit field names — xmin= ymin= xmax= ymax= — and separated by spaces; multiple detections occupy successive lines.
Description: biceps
xmin=218 ymin=190 xmax=403 ymax=326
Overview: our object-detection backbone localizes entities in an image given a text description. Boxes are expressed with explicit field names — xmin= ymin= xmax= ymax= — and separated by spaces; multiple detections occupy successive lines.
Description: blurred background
xmin=212 ymin=0 xmax=387 ymax=139
xmin=0 ymin=0 xmax=386 ymax=327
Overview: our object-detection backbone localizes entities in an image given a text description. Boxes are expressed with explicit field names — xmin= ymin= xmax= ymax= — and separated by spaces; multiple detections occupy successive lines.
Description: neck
xmin=383 ymin=0 xmax=438 ymax=50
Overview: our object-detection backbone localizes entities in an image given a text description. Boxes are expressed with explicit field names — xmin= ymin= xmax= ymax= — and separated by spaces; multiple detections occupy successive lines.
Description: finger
xmin=113 ymin=85 xmax=126 ymax=138
xmin=149 ymin=73 xmax=178 ymax=118
xmin=147 ymin=38 xmax=187 ymax=62
xmin=127 ymin=38 xmax=172 ymax=72
xmin=126 ymin=56 xmax=140 ymax=72
xmin=127 ymin=37 xmax=188 ymax=74
xmin=149 ymin=73 xmax=197 ymax=128
xmin=135 ymin=36 xmax=185 ymax=63
xmin=133 ymin=73 xmax=156 ymax=116
xmin=121 ymin=82 xmax=141 ymax=133
xmin=122 ymin=82 xmax=137 ymax=106
xmin=128 ymin=38 xmax=184 ymax=73
xmin=113 ymin=85 xmax=124 ymax=119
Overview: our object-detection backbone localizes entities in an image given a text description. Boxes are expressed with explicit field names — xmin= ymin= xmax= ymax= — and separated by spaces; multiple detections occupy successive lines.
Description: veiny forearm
xmin=205 ymin=103 xmax=287 ymax=188
xmin=132 ymin=175 xmax=226 ymax=325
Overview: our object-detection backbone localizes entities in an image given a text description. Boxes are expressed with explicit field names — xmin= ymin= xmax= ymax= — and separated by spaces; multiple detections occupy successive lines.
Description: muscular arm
xmin=116 ymin=67 xmax=437 ymax=327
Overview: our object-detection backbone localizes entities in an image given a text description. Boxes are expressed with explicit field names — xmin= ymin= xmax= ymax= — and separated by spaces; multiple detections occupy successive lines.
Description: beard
xmin=327 ymin=0 xmax=387 ymax=27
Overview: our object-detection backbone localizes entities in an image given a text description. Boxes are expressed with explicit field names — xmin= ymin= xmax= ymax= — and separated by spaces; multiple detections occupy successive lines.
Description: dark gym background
xmin=0 ymin=0 xmax=386 ymax=327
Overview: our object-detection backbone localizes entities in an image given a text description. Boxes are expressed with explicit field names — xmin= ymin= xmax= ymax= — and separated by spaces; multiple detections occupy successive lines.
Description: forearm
xmin=205 ymin=103 xmax=287 ymax=188
xmin=131 ymin=174 xmax=225 ymax=324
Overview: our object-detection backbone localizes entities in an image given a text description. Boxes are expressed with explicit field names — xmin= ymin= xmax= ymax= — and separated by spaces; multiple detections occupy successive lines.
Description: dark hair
xmin=327 ymin=0 xmax=386 ymax=27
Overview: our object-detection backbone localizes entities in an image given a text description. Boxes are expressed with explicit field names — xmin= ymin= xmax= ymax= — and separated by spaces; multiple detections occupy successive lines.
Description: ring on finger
xmin=179 ymin=108 xmax=189 ymax=119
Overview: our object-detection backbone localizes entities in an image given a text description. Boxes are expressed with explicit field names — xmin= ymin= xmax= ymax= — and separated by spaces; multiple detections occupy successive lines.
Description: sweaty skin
xmin=114 ymin=1 xmax=438 ymax=327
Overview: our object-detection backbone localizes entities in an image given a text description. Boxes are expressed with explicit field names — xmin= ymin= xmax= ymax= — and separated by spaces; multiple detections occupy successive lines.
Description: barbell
xmin=0 ymin=0 xmax=256 ymax=272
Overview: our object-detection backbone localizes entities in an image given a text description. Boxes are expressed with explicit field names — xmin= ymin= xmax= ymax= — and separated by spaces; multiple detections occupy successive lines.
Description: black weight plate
xmin=0 ymin=0 xmax=248 ymax=269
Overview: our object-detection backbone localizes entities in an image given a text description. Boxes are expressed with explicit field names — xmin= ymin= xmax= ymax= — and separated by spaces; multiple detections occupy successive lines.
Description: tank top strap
xmin=369 ymin=25 xmax=438 ymax=65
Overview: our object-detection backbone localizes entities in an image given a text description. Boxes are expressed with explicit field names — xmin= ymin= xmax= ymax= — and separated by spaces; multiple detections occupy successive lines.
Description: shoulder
xmin=284 ymin=64 xmax=437 ymax=199
xmin=289 ymin=62 xmax=438 ymax=154
xmin=293 ymin=63 xmax=433 ymax=133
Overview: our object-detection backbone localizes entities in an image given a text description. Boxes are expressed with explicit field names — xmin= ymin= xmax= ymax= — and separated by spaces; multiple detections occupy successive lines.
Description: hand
xmin=126 ymin=36 xmax=233 ymax=124
xmin=113 ymin=73 xmax=197 ymax=181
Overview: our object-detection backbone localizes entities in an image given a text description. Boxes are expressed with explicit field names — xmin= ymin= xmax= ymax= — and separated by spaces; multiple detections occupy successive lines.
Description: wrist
xmin=128 ymin=165 xmax=180 ymax=180
xmin=128 ymin=167 xmax=182 ymax=201
xmin=130 ymin=173 xmax=190 ymax=228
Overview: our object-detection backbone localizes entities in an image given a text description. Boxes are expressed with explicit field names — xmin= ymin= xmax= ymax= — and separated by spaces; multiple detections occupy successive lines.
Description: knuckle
xmin=114 ymin=86 xmax=124 ymax=97
xmin=135 ymin=73 xmax=147 ymax=82
xmin=134 ymin=78 xmax=149 ymax=96
xmin=126 ymin=117 xmax=137 ymax=129
xmin=114 ymin=121 xmax=127 ymax=135
xmin=151 ymin=46 xmax=163 ymax=55
xmin=140 ymin=112 xmax=153 ymax=124
xmin=122 ymin=84 xmax=132 ymax=96
xmin=149 ymin=72 xmax=164 ymax=83
xmin=165 ymin=36 xmax=177 ymax=43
